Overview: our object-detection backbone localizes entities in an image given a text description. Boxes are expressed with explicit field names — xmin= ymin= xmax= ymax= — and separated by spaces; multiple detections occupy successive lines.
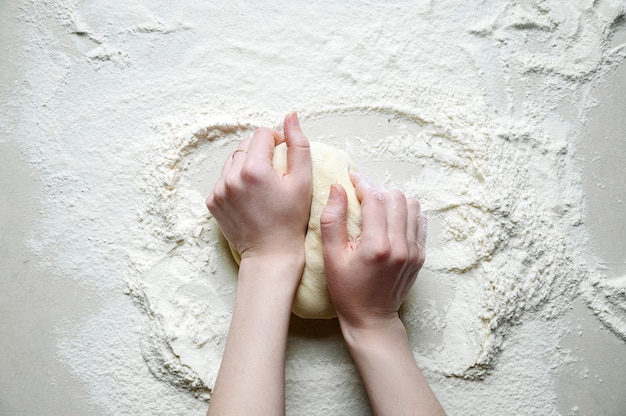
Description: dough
xmin=228 ymin=141 xmax=362 ymax=318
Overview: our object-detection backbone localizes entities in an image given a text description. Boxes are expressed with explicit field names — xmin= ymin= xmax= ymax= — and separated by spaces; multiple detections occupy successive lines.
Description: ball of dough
xmin=227 ymin=141 xmax=362 ymax=319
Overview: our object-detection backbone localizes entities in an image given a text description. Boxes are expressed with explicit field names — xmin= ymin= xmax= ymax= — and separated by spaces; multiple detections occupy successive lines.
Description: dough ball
xmin=227 ymin=141 xmax=362 ymax=319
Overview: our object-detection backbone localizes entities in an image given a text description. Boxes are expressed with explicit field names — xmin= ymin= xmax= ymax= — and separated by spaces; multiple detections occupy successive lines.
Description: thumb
xmin=320 ymin=184 xmax=349 ymax=251
xmin=283 ymin=112 xmax=312 ymax=178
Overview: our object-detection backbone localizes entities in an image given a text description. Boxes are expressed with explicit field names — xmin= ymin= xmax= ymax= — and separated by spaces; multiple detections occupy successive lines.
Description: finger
xmin=245 ymin=127 xmax=283 ymax=169
xmin=413 ymin=212 xmax=427 ymax=275
xmin=229 ymin=136 xmax=252 ymax=175
xmin=417 ymin=212 xmax=428 ymax=250
xmin=205 ymin=191 xmax=216 ymax=212
xmin=350 ymin=171 xmax=376 ymax=202
xmin=351 ymin=172 xmax=389 ymax=245
xmin=283 ymin=112 xmax=312 ymax=181
xmin=320 ymin=184 xmax=349 ymax=252
xmin=406 ymin=197 xmax=421 ymax=246
xmin=221 ymin=137 xmax=251 ymax=176
xmin=274 ymin=128 xmax=285 ymax=144
xmin=387 ymin=190 xmax=408 ymax=242
xmin=211 ymin=137 xmax=250 ymax=210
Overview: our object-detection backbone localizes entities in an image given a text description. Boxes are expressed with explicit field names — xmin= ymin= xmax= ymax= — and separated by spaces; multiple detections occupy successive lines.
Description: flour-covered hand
xmin=206 ymin=113 xmax=312 ymax=262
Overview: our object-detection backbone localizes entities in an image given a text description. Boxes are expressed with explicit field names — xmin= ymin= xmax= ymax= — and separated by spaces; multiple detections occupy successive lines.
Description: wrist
xmin=236 ymin=253 xmax=304 ymax=306
xmin=239 ymin=251 xmax=305 ymax=277
xmin=338 ymin=313 xmax=408 ymax=351
xmin=240 ymin=246 xmax=305 ymax=268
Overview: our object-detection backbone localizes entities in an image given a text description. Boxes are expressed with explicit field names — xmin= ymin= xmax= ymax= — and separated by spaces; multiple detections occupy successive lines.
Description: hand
xmin=206 ymin=115 xmax=314 ymax=416
xmin=320 ymin=175 xmax=442 ymax=416
xmin=206 ymin=113 xmax=312 ymax=263
xmin=320 ymin=173 xmax=427 ymax=329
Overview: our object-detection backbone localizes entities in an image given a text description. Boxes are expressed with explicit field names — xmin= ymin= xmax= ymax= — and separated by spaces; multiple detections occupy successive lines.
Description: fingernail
xmin=289 ymin=111 xmax=300 ymax=126
xmin=328 ymin=184 xmax=341 ymax=201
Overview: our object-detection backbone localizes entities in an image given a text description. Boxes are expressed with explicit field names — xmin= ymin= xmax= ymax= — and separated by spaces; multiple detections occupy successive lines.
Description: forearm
xmin=207 ymin=255 xmax=303 ymax=416
xmin=340 ymin=316 xmax=445 ymax=416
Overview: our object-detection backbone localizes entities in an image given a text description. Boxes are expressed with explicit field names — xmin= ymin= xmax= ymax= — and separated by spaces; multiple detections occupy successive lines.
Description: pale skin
xmin=205 ymin=112 xmax=445 ymax=416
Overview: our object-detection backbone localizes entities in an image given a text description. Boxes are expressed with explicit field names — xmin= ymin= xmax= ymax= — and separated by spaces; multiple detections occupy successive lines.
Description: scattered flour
xmin=581 ymin=274 xmax=626 ymax=342
xmin=4 ymin=0 xmax=625 ymax=414
xmin=132 ymin=98 xmax=590 ymax=395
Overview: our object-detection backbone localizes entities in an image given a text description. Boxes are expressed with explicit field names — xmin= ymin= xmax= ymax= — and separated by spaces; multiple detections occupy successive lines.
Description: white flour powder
xmin=4 ymin=0 xmax=625 ymax=414
xmin=133 ymin=103 xmax=588 ymax=395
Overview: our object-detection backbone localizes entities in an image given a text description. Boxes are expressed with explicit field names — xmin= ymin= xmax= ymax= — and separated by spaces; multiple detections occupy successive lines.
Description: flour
xmin=132 ymin=97 xmax=589 ymax=394
xmin=5 ymin=0 xmax=625 ymax=414
xmin=581 ymin=274 xmax=626 ymax=342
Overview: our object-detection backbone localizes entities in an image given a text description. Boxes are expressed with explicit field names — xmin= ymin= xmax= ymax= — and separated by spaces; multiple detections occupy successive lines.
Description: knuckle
xmin=365 ymin=238 xmax=392 ymax=262
xmin=205 ymin=193 xmax=215 ymax=211
xmin=291 ymin=130 xmax=309 ymax=146
xmin=223 ymin=173 xmax=243 ymax=193
xmin=296 ymin=135 xmax=310 ymax=146
xmin=389 ymin=245 xmax=409 ymax=267
xmin=320 ymin=210 xmax=338 ymax=226
xmin=208 ymin=182 xmax=226 ymax=203
xmin=239 ymin=162 xmax=264 ymax=184
xmin=369 ymin=190 xmax=387 ymax=204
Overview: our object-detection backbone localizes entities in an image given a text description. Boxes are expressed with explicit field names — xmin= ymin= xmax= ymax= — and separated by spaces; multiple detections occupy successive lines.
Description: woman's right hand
xmin=320 ymin=173 xmax=427 ymax=329
xmin=320 ymin=174 xmax=444 ymax=416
